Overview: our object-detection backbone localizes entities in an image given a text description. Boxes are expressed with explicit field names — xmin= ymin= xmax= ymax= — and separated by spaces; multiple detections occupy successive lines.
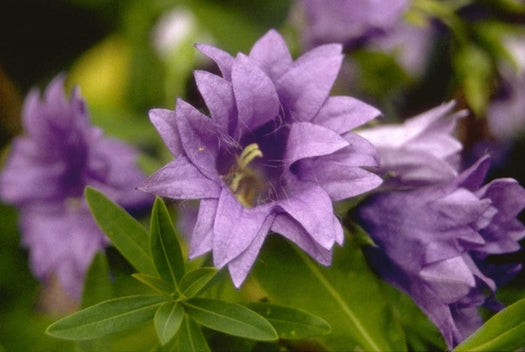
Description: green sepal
xmin=154 ymin=301 xmax=185 ymax=345
xmin=183 ymin=298 xmax=278 ymax=341
xmin=85 ymin=187 xmax=156 ymax=275
xmin=248 ymin=302 xmax=331 ymax=339
xmin=179 ymin=267 xmax=219 ymax=298
xmin=150 ymin=197 xmax=185 ymax=287
xmin=46 ymin=295 xmax=165 ymax=340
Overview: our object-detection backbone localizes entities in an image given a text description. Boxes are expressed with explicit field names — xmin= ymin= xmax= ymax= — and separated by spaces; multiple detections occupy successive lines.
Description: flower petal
xmin=285 ymin=122 xmax=348 ymax=168
xmin=277 ymin=181 xmax=337 ymax=249
xmin=249 ymin=29 xmax=293 ymax=81
xmin=195 ymin=43 xmax=234 ymax=80
xmin=175 ymin=98 xmax=220 ymax=180
xmin=189 ymin=199 xmax=219 ymax=259
xmin=149 ymin=108 xmax=183 ymax=156
xmin=231 ymin=54 xmax=280 ymax=135
xmin=312 ymin=96 xmax=381 ymax=134
xmin=213 ymin=188 xmax=273 ymax=268
xmin=139 ymin=157 xmax=220 ymax=199
xmin=194 ymin=70 xmax=235 ymax=133
xmin=277 ymin=44 xmax=343 ymax=121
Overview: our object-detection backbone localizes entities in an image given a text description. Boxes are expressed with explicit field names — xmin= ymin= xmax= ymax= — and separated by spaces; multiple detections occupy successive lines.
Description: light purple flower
xmin=0 ymin=76 xmax=151 ymax=299
xmin=358 ymin=156 xmax=525 ymax=348
xmin=357 ymin=101 xmax=465 ymax=187
xmin=140 ymin=30 xmax=383 ymax=287
xmin=299 ymin=0 xmax=409 ymax=49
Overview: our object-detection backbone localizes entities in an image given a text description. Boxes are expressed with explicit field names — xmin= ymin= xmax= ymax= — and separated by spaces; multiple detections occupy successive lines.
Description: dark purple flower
xmin=298 ymin=0 xmax=409 ymax=49
xmin=0 ymin=76 xmax=151 ymax=299
xmin=358 ymin=156 xmax=525 ymax=348
xmin=140 ymin=30 xmax=383 ymax=287
xmin=358 ymin=101 xmax=465 ymax=187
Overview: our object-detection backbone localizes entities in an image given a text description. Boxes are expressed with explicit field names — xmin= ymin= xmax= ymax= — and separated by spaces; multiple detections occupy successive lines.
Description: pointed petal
xmin=139 ymin=157 xmax=220 ymax=199
xmin=213 ymin=188 xmax=273 ymax=267
xmin=477 ymin=178 xmax=525 ymax=218
xmin=194 ymin=71 xmax=235 ymax=133
xmin=149 ymin=108 xmax=183 ymax=156
xmin=189 ymin=199 xmax=219 ymax=258
xmin=285 ymin=122 xmax=348 ymax=168
xmin=277 ymin=44 xmax=343 ymax=121
xmin=455 ymin=155 xmax=490 ymax=191
xmin=430 ymin=188 xmax=491 ymax=225
xmin=249 ymin=29 xmax=293 ymax=81
xmin=195 ymin=43 xmax=234 ymax=80
xmin=312 ymin=96 xmax=381 ymax=134
xmin=277 ymin=181 xmax=337 ymax=249
xmin=227 ymin=215 xmax=275 ymax=287
xmin=231 ymin=54 xmax=280 ymax=135
xmin=175 ymin=98 xmax=220 ymax=180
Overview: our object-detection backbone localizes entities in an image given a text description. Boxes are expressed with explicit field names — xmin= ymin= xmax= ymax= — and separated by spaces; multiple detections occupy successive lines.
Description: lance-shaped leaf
xmin=252 ymin=236 xmax=406 ymax=351
xmin=183 ymin=298 xmax=278 ymax=341
xmin=132 ymin=273 xmax=174 ymax=297
xmin=154 ymin=301 xmax=185 ymax=345
xmin=171 ymin=316 xmax=210 ymax=352
xmin=85 ymin=187 xmax=156 ymax=275
xmin=46 ymin=295 xmax=165 ymax=340
xmin=248 ymin=302 xmax=331 ymax=339
xmin=150 ymin=197 xmax=185 ymax=287
xmin=179 ymin=267 xmax=219 ymax=298
xmin=453 ymin=298 xmax=525 ymax=352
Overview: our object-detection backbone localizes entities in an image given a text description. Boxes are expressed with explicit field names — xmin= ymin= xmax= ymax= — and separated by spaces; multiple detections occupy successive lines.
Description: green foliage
xmin=150 ymin=197 xmax=185 ymax=288
xmin=154 ymin=302 xmax=185 ymax=345
xmin=170 ymin=316 xmax=211 ymax=352
xmin=85 ymin=187 xmax=156 ymax=275
xmin=179 ymin=268 xmax=219 ymax=298
xmin=453 ymin=298 xmax=525 ymax=352
xmin=248 ymin=302 xmax=331 ymax=339
xmin=253 ymin=236 xmax=406 ymax=351
xmin=183 ymin=298 xmax=278 ymax=341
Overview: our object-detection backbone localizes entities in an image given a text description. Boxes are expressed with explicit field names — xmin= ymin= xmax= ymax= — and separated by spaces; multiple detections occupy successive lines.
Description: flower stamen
xmin=226 ymin=143 xmax=264 ymax=208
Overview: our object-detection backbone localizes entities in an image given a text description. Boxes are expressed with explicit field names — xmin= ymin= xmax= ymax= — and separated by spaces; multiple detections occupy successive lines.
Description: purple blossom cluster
xmin=0 ymin=76 xmax=151 ymax=299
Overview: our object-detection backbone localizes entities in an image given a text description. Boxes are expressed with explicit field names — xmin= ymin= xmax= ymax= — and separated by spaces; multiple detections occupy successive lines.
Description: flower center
xmin=224 ymin=143 xmax=265 ymax=208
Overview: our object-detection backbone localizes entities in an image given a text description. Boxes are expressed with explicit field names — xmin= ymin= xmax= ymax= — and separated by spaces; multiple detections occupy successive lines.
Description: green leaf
xmin=150 ymin=197 xmax=185 ymax=287
xmin=454 ymin=298 xmax=525 ymax=352
xmin=248 ymin=302 xmax=331 ymax=339
xmin=154 ymin=301 xmax=185 ymax=345
xmin=85 ymin=187 xmax=156 ymax=275
xmin=252 ymin=236 xmax=406 ymax=351
xmin=183 ymin=298 xmax=278 ymax=341
xmin=81 ymin=251 xmax=113 ymax=308
xmin=133 ymin=273 xmax=174 ymax=296
xmin=170 ymin=316 xmax=210 ymax=352
xmin=46 ymin=295 xmax=165 ymax=340
xmin=179 ymin=267 xmax=219 ymax=298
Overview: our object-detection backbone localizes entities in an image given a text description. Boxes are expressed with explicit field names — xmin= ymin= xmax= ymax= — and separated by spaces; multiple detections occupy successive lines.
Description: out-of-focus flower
xmin=0 ymin=76 xmax=151 ymax=299
xmin=140 ymin=29 xmax=383 ymax=287
xmin=298 ymin=0 xmax=409 ymax=49
xmin=358 ymin=156 xmax=525 ymax=348
xmin=357 ymin=101 xmax=465 ymax=187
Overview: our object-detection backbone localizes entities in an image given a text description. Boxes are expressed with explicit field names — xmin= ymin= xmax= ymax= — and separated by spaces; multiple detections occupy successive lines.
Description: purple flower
xmin=358 ymin=156 xmax=525 ymax=348
xmin=140 ymin=30 xmax=383 ymax=287
xmin=0 ymin=76 xmax=151 ymax=299
xmin=357 ymin=101 xmax=465 ymax=187
xmin=298 ymin=0 xmax=409 ymax=49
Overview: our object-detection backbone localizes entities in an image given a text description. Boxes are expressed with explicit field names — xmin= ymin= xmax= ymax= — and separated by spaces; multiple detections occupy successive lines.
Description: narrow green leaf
xmin=184 ymin=298 xmax=278 ymax=341
xmin=248 ymin=302 xmax=331 ymax=339
xmin=154 ymin=302 xmax=185 ymax=345
xmin=150 ymin=197 xmax=185 ymax=286
xmin=179 ymin=267 xmax=219 ymax=298
xmin=85 ymin=187 xmax=156 ymax=275
xmin=454 ymin=298 xmax=525 ymax=352
xmin=170 ymin=316 xmax=210 ymax=352
xmin=252 ymin=236 xmax=406 ymax=351
xmin=46 ymin=295 xmax=165 ymax=340
xmin=132 ymin=273 xmax=174 ymax=296
xmin=81 ymin=251 xmax=113 ymax=308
